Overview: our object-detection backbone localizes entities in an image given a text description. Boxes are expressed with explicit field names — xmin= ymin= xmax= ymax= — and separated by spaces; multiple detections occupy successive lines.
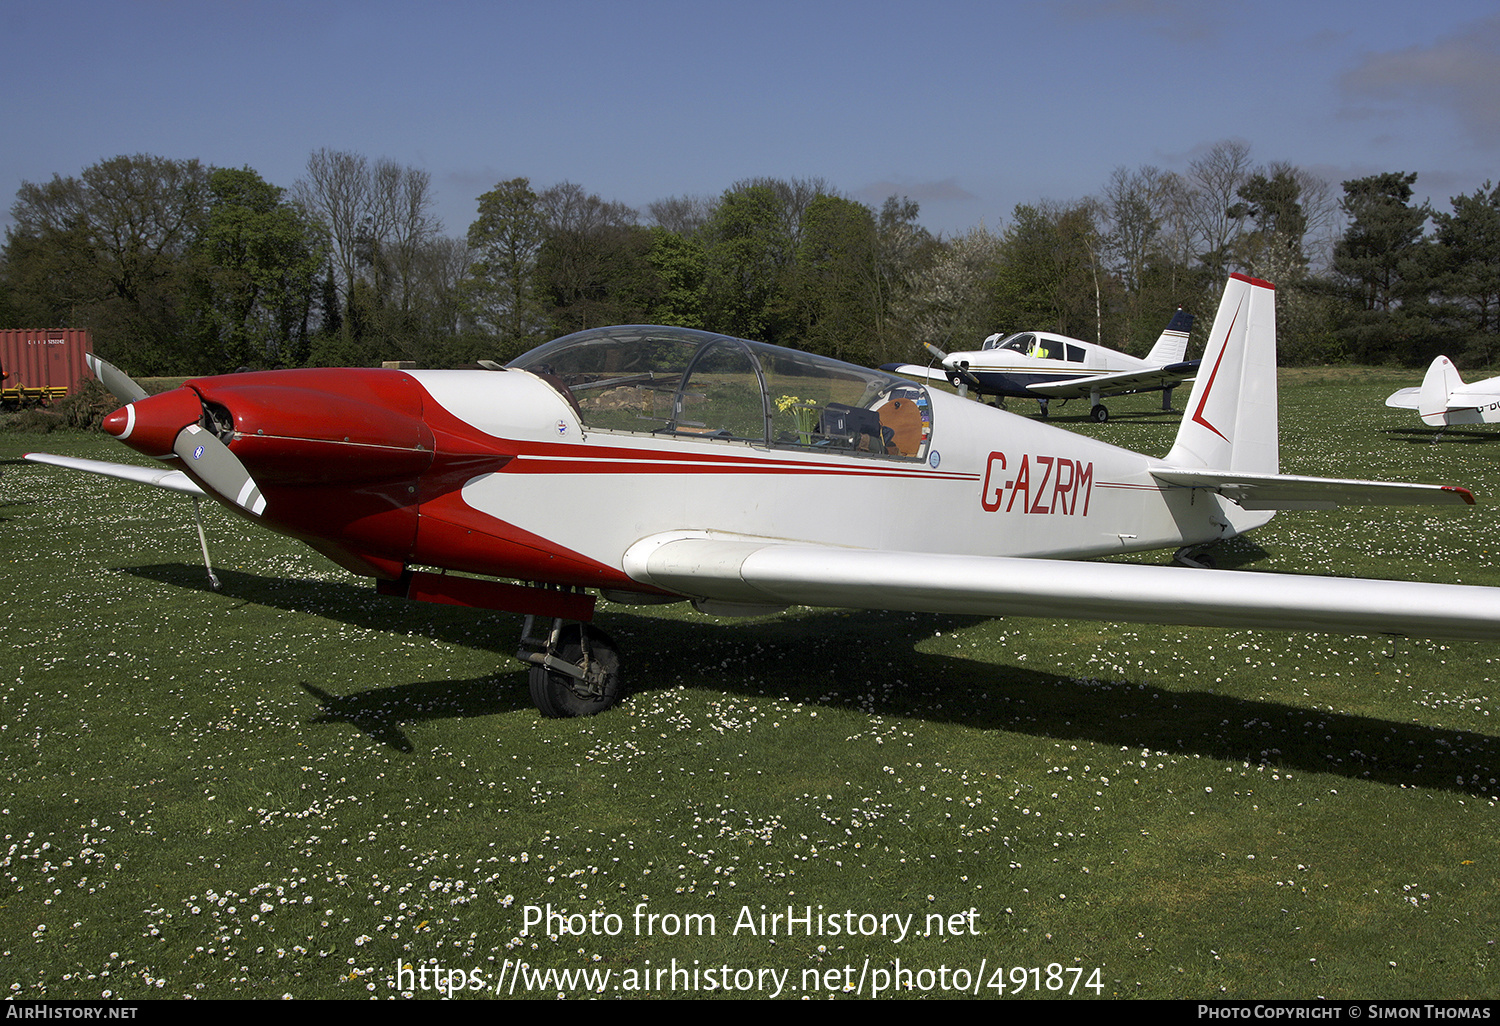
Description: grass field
xmin=2 ymin=370 xmax=1498 ymax=1000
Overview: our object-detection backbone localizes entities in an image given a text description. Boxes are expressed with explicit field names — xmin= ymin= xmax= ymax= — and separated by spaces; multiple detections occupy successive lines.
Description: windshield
xmin=510 ymin=326 xmax=930 ymax=458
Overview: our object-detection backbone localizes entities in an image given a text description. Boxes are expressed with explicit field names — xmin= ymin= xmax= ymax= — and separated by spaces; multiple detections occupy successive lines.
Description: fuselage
xmin=940 ymin=332 xmax=1148 ymax=396
xmin=104 ymin=326 xmax=1261 ymax=596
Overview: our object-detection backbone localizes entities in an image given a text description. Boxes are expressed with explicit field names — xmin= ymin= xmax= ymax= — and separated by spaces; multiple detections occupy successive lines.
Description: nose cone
xmin=100 ymin=388 xmax=207 ymax=458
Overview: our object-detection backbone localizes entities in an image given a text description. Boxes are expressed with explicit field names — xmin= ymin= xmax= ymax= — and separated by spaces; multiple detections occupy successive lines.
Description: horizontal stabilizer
xmin=24 ymin=452 xmax=205 ymax=496
xmin=1150 ymin=467 xmax=1473 ymax=510
xmin=624 ymin=533 xmax=1500 ymax=642
xmin=1385 ymin=386 xmax=1421 ymax=410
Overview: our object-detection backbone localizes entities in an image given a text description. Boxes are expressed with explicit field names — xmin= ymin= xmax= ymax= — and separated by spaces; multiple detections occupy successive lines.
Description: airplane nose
xmin=102 ymin=388 xmax=211 ymax=458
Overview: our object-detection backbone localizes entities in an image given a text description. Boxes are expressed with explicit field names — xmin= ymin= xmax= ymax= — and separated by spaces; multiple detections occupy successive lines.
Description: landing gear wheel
xmin=528 ymin=624 xmax=625 ymax=718
xmin=1091 ymin=404 xmax=1109 ymax=423
xmin=1173 ymin=545 xmax=1217 ymax=569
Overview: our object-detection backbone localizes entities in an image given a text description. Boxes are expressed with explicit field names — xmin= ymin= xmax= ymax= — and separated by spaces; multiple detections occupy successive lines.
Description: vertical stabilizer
xmin=1418 ymin=356 xmax=1464 ymax=426
xmin=1145 ymin=308 xmax=1193 ymax=365
xmin=1164 ymin=274 xmax=1278 ymax=473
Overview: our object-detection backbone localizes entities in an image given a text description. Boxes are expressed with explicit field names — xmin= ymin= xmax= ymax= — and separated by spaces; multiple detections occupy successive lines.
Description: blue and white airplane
xmin=885 ymin=309 xmax=1197 ymax=422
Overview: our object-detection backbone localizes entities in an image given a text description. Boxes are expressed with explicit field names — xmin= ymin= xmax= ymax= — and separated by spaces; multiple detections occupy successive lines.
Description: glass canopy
xmin=510 ymin=325 xmax=931 ymax=459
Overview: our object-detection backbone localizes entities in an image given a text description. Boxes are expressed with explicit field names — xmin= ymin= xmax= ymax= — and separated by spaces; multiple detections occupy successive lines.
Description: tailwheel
xmin=526 ymin=623 xmax=625 ymax=718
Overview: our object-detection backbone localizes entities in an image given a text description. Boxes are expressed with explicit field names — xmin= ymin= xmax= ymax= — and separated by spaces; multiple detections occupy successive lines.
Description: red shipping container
xmin=0 ymin=328 xmax=94 ymax=402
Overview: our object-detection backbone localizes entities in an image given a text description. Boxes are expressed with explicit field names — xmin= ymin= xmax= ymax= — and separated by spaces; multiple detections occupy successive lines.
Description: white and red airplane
xmin=1386 ymin=355 xmax=1500 ymax=437
xmin=883 ymin=308 xmax=1197 ymax=421
xmin=24 ymin=274 xmax=1500 ymax=718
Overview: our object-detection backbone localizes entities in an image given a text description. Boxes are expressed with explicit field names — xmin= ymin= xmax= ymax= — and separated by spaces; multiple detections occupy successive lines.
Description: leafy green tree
xmin=1227 ymin=163 xmax=1309 ymax=283
xmin=1431 ymin=181 xmax=1500 ymax=362
xmin=993 ymin=201 xmax=1101 ymax=340
xmin=702 ymin=183 xmax=796 ymax=342
xmin=3 ymin=154 xmax=209 ymax=372
xmin=791 ymin=195 xmax=879 ymax=363
xmin=464 ymin=178 xmax=548 ymax=358
xmin=535 ymin=182 xmax=648 ymax=333
xmin=1326 ymin=172 xmax=1445 ymax=363
xmin=872 ymin=196 xmax=937 ymax=362
xmin=190 ymin=167 xmax=324 ymax=371
xmin=1333 ymin=172 xmax=1432 ymax=313
xmin=641 ymin=227 xmax=707 ymax=328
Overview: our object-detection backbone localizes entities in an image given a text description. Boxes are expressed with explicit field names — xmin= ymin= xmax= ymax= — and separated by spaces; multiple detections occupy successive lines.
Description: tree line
xmin=2 ymin=142 xmax=1497 ymax=376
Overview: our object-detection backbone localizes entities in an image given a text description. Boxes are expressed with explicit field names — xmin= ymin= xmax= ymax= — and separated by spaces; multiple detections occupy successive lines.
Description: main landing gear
xmin=1090 ymin=404 xmax=1109 ymax=423
xmin=519 ymin=617 xmax=625 ymax=717
xmin=1173 ymin=543 xmax=1217 ymax=569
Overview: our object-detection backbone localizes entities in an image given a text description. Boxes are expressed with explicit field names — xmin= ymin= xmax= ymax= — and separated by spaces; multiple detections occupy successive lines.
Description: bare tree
xmin=1293 ymin=168 xmax=1339 ymax=274
xmin=1100 ymin=164 xmax=1173 ymax=296
xmin=295 ymin=149 xmax=370 ymax=304
xmin=371 ymin=159 xmax=441 ymax=313
xmin=647 ymin=194 xmax=717 ymax=236
xmin=1184 ymin=139 xmax=1253 ymax=281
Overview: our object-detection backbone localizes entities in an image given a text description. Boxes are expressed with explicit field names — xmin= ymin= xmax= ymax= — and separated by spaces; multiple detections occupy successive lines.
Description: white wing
xmin=1027 ymin=364 xmax=1197 ymax=399
xmin=623 ymin=533 xmax=1500 ymax=642
xmin=24 ymin=452 xmax=205 ymax=496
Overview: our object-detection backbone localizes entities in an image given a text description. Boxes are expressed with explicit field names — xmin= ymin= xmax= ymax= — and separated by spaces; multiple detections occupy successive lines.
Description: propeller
xmin=920 ymin=341 xmax=981 ymax=391
xmin=86 ymin=354 xmax=148 ymax=404
xmin=90 ymin=354 xmax=268 ymax=517
xmin=171 ymin=422 xmax=267 ymax=517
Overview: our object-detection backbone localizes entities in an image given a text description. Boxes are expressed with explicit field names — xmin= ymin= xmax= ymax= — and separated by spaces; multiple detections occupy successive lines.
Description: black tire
xmin=1091 ymin=404 xmax=1109 ymax=423
xmin=529 ymin=624 xmax=625 ymax=718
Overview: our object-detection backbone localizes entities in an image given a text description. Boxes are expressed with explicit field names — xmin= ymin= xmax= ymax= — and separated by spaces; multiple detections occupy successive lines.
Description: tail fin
xmin=1145 ymin=308 xmax=1193 ymax=365
xmin=1418 ymin=355 xmax=1463 ymax=426
xmin=1164 ymin=274 xmax=1278 ymax=474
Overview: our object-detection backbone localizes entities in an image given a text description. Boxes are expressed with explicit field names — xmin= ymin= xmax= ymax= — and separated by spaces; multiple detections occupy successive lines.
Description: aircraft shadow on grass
xmin=125 ymin=562 xmax=1500 ymax=796
xmin=1021 ymin=406 xmax=1183 ymax=425
xmin=1386 ymin=427 xmax=1500 ymax=445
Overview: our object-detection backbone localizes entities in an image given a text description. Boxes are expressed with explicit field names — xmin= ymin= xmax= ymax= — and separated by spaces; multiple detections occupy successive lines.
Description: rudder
xmin=1418 ymin=355 xmax=1464 ymax=426
xmin=1164 ymin=274 xmax=1278 ymax=474
xmin=1145 ymin=308 xmax=1194 ymax=365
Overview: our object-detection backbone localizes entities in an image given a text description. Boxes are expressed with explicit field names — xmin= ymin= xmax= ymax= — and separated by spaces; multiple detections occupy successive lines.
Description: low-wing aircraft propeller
xmin=25 ymin=274 xmax=1500 ymax=719
xmin=918 ymin=340 xmax=983 ymax=396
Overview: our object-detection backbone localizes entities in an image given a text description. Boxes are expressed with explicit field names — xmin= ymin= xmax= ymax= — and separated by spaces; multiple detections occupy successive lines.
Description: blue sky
xmin=3 ymin=0 xmax=1498 ymax=241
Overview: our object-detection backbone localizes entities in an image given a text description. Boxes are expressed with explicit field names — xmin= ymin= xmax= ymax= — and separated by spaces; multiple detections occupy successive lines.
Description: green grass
xmin=1 ymin=373 xmax=1498 ymax=999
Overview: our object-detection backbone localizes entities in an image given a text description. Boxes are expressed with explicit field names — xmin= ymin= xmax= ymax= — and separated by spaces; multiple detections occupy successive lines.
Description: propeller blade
xmin=86 ymin=354 xmax=148 ymax=405
xmin=922 ymin=341 xmax=950 ymax=362
xmin=172 ymin=423 xmax=266 ymax=516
